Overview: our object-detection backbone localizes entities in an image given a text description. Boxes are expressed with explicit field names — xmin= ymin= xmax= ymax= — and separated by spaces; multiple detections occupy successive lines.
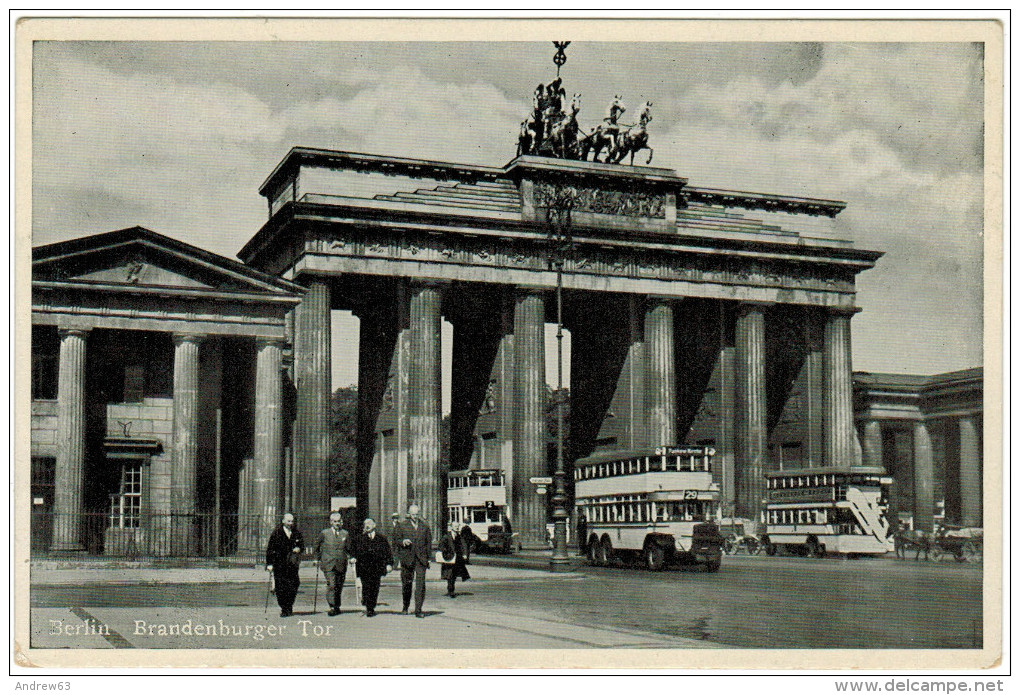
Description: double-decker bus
xmin=574 ymin=446 xmax=724 ymax=571
xmin=446 ymin=469 xmax=512 ymax=553
xmin=760 ymin=466 xmax=894 ymax=557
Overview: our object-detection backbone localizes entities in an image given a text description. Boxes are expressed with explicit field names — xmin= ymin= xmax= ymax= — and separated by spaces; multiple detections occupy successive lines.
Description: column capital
xmin=644 ymin=296 xmax=676 ymax=310
xmin=57 ymin=327 xmax=90 ymax=340
xmin=409 ymin=279 xmax=447 ymax=291
xmin=172 ymin=332 xmax=205 ymax=346
xmin=826 ymin=305 xmax=862 ymax=317
xmin=255 ymin=337 xmax=287 ymax=350
xmin=737 ymin=301 xmax=772 ymax=315
xmin=514 ymin=286 xmax=546 ymax=300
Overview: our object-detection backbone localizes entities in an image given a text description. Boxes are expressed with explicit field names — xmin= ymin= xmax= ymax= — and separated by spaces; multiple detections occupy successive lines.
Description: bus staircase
xmin=845 ymin=487 xmax=889 ymax=544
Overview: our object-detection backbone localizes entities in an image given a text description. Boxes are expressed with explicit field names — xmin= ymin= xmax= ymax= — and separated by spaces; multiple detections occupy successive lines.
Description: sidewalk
xmin=29 ymin=562 xmax=723 ymax=651
xmin=30 ymin=561 xmax=582 ymax=585
xmin=31 ymin=602 xmax=722 ymax=651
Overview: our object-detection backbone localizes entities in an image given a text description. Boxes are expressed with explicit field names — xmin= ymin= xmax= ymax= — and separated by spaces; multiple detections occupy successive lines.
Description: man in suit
xmin=350 ymin=517 xmax=393 ymax=617
xmin=393 ymin=503 xmax=432 ymax=618
xmin=265 ymin=513 xmax=304 ymax=617
xmin=313 ymin=511 xmax=350 ymax=616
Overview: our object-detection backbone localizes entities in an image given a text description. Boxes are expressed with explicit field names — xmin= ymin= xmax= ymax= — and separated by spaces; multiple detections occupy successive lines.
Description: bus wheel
xmin=644 ymin=543 xmax=666 ymax=571
xmin=762 ymin=536 xmax=777 ymax=556
xmin=600 ymin=537 xmax=615 ymax=567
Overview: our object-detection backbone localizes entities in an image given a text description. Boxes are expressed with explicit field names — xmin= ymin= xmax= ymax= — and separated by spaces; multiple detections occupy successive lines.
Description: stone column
xmin=958 ymin=416 xmax=982 ymax=527
xmin=861 ymin=419 xmax=884 ymax=469
xmin=913 ymin=421 xmax=935 ymax=533
xmin=253 ymin=338 xmax=284 ymax=551
xmin=407 ymin=284 xmax=443 ymax=535
xmin=625 ymin=295 xmax=647 ymax=449
xmin=735 ymin=303 xmax=767 ymax=520
xmin=51 ymin=327 xmax=89 ymax=551
xmin=645 ymin=299 xmax=676 ymax=445
xmin=171 ymin=333 xmax=202 ymax=556
xmin=293 ymin=279 xmax=332 ymax=530
xmin=512 ymin=291 xmax=546 ymax=548
xmin=824 ymin=309 xmax=856 ymax=468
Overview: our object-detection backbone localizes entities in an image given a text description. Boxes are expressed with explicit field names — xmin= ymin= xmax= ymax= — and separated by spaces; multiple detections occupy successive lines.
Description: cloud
xmin=277 ymin=65 xmax=523 ymax=163
xmin=31 ymin=43 xmax=985 ymax=376
xmin=656 ymin=43 xmax=984 ymax=373
xmin=32 ymin=57 xmax=524 ymax=257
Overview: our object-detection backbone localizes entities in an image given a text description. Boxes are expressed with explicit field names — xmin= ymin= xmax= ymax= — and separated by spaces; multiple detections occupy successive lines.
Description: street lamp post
xmin=547 ymin=185 xmax=573 ymax=572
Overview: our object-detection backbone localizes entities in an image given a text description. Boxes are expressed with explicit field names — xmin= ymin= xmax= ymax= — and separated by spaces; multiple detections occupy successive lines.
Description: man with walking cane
xmin=313 ymin=511 xmax=350 ymax=616
xmin=265 ymin=513 xmax=304 ymax=618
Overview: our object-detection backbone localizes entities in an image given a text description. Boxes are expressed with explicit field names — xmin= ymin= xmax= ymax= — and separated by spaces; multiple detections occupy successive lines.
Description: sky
xmin=31 ymin=40 xmax=986 ymax=397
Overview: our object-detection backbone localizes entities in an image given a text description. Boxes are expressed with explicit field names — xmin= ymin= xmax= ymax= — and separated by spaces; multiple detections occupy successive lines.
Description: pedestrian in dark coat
xmin=459 ymin=523 xmax=477 ymax=563
xmin=392 ymin=504 xmax=432 ymax=617
xmin=313 ymin=511 xmax=350 ymax=616
xmin=440 ymin=524 xmax=470 ymax=597
xmin=265 ymin=513 xmax=304 ymax=617
xmin=350 ymin=517 xmax=393 ymax=617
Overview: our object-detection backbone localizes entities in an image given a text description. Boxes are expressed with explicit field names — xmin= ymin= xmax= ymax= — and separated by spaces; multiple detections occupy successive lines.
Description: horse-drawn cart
xmin=895 ymin=526 xmax=982 ymax=563
xmin=930 ymin=527 xmax=983 ymax=563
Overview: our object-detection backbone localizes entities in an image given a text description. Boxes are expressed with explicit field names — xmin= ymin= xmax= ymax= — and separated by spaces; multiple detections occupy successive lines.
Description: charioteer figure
xmin=602 ymin=97 xmax=626 ymax=153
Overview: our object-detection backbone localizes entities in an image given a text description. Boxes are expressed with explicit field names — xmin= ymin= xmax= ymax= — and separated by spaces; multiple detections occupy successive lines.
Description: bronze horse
xmin=547 ymin=93 xmax=582 ymax=159
xmin=607 ymin=101 xmax=654 ymax=166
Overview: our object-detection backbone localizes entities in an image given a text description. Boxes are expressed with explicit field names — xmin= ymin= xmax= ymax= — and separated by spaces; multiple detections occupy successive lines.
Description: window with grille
xmin=108 ymin=464 xmax=142 ymax=529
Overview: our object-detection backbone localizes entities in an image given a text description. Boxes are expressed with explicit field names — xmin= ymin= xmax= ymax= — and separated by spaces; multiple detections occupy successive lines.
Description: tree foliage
xmin=329 ymin=386 xmax=359 ymax=496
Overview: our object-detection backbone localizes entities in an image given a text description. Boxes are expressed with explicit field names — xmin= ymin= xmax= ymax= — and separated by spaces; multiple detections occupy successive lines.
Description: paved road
xmin=476 ymin=554 xmax=983 ymax=649
xmin=30 ymin=554 xmax=982 ymax=649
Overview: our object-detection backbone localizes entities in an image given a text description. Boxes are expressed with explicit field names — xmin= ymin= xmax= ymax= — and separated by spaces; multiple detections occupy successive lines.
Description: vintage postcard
xmin=12 ymin=17 xmax=1003 ymax=670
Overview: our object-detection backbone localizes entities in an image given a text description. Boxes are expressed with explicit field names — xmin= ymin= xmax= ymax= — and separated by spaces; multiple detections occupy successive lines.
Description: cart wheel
xmin=928 ymin=545 xmax=945 ymax=562
xmin=723 ymin=538 xmax=735 ymax=555
xmin=747 ymin=537 xmax=760 ymax=555
xmin=762 ymin=536 xmax=777 ymax=556
xmin=963 ymin=541 xmax=982 ymax=564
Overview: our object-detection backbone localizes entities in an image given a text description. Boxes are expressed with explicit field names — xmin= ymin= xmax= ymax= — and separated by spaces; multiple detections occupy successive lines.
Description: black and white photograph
xmin=13 ymin=17 xmax=1003 ymax=671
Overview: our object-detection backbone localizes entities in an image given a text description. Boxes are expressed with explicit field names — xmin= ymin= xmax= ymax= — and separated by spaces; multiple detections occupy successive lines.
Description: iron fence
xmin=30 ymin=510 xmax=276 ymax=563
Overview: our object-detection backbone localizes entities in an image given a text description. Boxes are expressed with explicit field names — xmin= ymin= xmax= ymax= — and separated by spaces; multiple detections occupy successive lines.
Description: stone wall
xmin=31 ymin=400 xmax=58 ymax=458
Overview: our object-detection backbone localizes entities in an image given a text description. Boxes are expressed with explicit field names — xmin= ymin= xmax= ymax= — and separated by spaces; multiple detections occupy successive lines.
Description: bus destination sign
xmin=655 ymin=446 xmax=715 ymax=456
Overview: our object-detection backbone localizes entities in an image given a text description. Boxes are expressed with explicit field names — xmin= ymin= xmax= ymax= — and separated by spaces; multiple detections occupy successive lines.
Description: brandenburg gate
xmin=240 ymin=141 xmax=880 ymax=543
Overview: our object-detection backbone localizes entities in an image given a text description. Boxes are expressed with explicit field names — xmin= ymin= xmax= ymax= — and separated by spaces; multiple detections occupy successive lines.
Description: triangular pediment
xmin=75 ymin=259 xmax=213 ymax=289
xmin=33 ymin=226 xmax=301 ymax=297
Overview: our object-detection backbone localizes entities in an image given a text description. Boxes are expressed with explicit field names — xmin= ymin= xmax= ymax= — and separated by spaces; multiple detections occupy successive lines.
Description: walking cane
xmin=312 ymin=562 xmax=320 ymax=614
xmin=264 ymin=570 xmax=274 ymax=614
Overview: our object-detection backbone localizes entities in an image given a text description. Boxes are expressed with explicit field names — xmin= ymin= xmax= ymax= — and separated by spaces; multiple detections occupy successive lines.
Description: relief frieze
xmin=313 ymin=230 xmax=852 ymax=294
xmin=533 ymin=181 xmax=666 ymax=219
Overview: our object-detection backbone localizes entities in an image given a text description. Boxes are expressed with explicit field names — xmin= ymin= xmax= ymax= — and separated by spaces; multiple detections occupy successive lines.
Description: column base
xmin=548 ymin=556 xmax=574 ymax=572
xmin=48 ymin=542 xmax=85 ymax=553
